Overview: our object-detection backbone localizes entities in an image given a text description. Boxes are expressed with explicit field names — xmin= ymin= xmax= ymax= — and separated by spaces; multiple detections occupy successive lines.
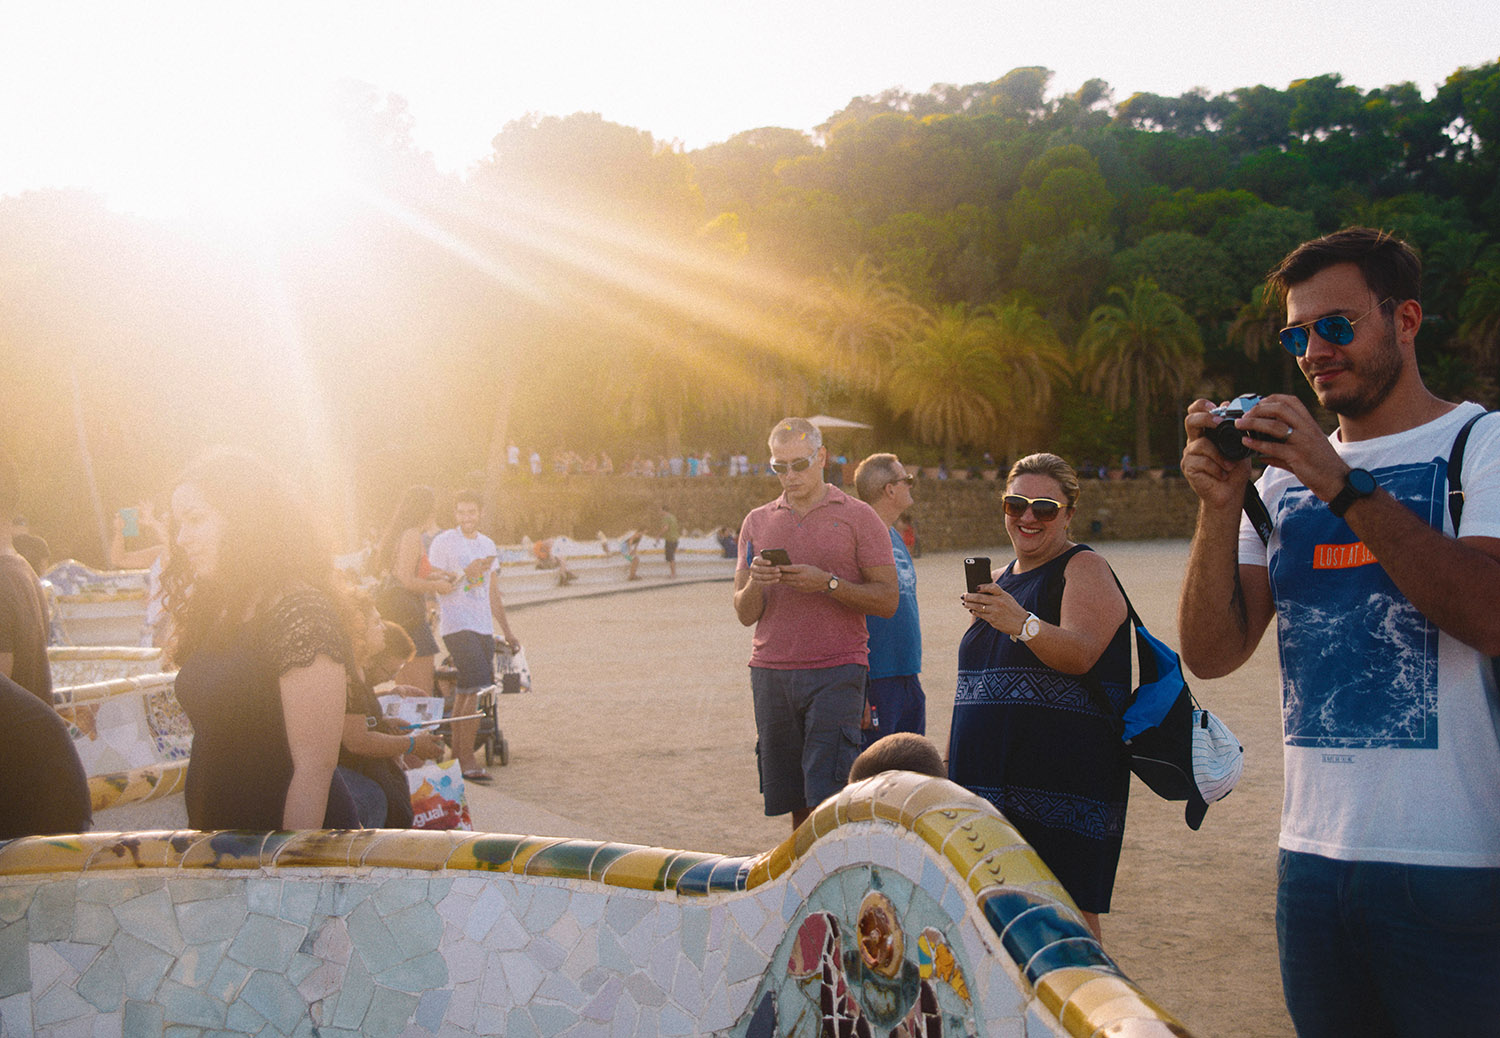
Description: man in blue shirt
xmin=853 ymin=453 xmax=924 ymax=748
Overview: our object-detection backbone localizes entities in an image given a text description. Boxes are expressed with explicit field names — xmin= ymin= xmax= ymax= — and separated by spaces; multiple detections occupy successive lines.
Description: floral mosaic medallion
xmin=735 ymin=866 xmax=975 ymax=1038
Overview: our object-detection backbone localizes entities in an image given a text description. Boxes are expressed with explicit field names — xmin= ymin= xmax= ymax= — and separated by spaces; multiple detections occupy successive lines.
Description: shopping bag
xmin=497 ymin=644 xmax=532 ymax=694
xmin=407 ymin=759 xmax=473 ymax=830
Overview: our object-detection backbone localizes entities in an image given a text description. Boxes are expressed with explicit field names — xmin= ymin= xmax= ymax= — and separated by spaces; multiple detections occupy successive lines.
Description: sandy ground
xmin=468 ymin=541 xmax=1295 ymax=1038
xmin=94 ymin=540 xmax=1294 ymax=1037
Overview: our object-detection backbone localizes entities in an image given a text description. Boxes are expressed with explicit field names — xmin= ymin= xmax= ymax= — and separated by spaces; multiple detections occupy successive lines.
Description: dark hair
xmin=453 ymin=489 xmax=482 ymax=510
xmin=161 ymin=449 xmax=352 ymax=663
xmin=1007 ymin=453 xmax=1081 ymax=509
xmin=1266 ymin=226 xmax=1421 ymax=311
xmin=848 ymin=733 xmax=946 ymax=782
xmin=375 ymin=485 xmax=436 ymax=574
xmin=853 ymin=453 xmax=901 ymax=504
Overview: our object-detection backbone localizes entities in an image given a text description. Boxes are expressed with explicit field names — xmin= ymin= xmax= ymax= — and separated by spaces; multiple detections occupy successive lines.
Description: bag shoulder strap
xmin=1039 ymin=548 xmax=1141 ymax=733
xmin=1448 ymin=409 xmax=1495 ymax=534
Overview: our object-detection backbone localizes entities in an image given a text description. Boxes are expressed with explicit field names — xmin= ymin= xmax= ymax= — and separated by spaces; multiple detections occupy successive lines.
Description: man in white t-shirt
xmin=1177 ymin=227 xmax=1500 ymax=1036
xmin=427 ymin=490 xmax=520 ymax=784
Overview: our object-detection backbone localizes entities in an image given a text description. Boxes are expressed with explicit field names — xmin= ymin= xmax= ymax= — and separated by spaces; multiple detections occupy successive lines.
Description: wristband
xmin=407 ymin=735 xmax=416 ymax=755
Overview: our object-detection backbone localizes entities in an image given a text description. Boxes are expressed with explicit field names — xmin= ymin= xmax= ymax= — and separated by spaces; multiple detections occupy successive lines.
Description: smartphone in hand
xmin=964 ymin=557 xmax=991 ymax=593
xmin=759 ymin=548 xmax=792 ymax=567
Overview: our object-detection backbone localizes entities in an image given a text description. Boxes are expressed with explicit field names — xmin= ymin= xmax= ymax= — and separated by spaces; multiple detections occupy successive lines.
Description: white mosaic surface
xmin=0 ymin=823 xmax=1063 ymax=1038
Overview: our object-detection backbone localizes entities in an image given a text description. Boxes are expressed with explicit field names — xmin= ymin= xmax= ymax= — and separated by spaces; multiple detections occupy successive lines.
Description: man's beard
xmin=1306 ymin=322 xmax=1404 ymax=419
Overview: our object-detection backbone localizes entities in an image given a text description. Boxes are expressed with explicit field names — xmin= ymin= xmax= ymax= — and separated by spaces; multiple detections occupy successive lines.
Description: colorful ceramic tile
xmin=0 ymin=835 xmax=92 ymax=875
xmin=909 ymin=806 xmax=987 ymax=853
xmin=271 ymin=829 xmax=362 ymax=869
xmin=964 ymin=847 xmax=1059 ymax=898
xmin=1058 ymin=974 xmax=1179 ymax=1036
xmin=523 ymin=840 xmax=608 ymax=881
xmin=83 ymin=831 xmax=196 ymax=871
xmin=663 ymin=851 xmax=721 ymax=890
xmin=598 ymin=848 xmax=676 ymax=891
xmin=174 ymin=830 xmax=271 ymax=870
xmin=358 ymin=829 xmax=469 ymax=871
xmin=446 ymin=834 xmax=524 ymax=873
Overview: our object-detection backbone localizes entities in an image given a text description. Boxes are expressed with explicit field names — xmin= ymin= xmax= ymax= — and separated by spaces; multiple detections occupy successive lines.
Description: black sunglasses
xmin=1002 ymin=494 xmax=1065 ymax=522
xmin=886 ymin=474 xmax=915 ymax=488
xmin=1279 ymin=298 xmax=1391 ymax=357
xmin=769 ymin=452 xmax=819 ymax=476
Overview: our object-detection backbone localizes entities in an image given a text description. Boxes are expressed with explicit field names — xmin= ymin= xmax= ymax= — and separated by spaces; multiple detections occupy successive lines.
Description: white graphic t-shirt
xmin=427 ymin=528 xmax=499 ymax=638
xmin=1239 ymin=402 xmax=1500 ymax=867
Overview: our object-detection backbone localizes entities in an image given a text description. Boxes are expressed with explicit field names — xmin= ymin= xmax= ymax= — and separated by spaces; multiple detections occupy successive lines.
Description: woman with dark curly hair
xmin=163 ymin=450 xmax=359 ymax=830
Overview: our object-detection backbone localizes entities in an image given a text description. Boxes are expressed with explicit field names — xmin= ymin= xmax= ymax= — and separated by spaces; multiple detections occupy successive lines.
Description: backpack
xmin=1040 ymin=551 xmax=1243 ymax=830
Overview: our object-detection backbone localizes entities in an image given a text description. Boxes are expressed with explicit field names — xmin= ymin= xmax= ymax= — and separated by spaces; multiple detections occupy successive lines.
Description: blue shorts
xmin=861 ymin=674 xmax=926 ymax=750
xmin=442 ymin=630 xmax=495 ymax=692
xmin=751 ymin=664 xmax=866 ymax=816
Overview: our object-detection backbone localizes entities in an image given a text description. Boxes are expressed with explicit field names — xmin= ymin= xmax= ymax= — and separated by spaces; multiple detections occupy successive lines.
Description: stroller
xmin=434 ymin=644 xmax=528 ymax=768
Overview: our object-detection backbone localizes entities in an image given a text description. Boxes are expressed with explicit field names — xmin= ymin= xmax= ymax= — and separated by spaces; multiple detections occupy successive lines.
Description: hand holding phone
xmin=759 ymin=548 xmax=792 ymax=567
xmin=964 ymin=557 xmax=992 ymax=593
xmin=119 ymin=508 xmax=140 ymax=538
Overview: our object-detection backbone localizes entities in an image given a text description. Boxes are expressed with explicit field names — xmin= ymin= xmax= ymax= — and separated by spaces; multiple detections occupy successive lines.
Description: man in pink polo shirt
xmin=734 ymin=417 xmax=899 ymax=830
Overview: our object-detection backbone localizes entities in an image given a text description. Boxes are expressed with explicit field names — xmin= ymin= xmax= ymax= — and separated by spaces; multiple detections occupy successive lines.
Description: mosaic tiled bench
xmin=52 ymin=671 xmax=191 ymax=816
xmin=0 ymin=772 xmax=1192 ymax=1037
xmin=48 ymin=646 xmax=165 ymax=688
xmin=42 ymin=561 xmax=152 ymax=647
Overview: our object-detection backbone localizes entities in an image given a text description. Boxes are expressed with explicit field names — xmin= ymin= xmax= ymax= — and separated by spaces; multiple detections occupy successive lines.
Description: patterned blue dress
xmin=947 ymin=544 xmax=1131 ymax=913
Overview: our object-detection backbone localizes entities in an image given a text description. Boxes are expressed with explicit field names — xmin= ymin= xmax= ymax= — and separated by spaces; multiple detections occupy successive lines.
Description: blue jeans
xmin=1276 ymin=849 xmax=1500 ymax=1037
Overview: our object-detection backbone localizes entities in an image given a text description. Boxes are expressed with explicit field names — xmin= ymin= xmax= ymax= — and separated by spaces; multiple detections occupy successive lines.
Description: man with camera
xmin=733 ymin=417 xmax=898 ymax=830
xmin=1177 ymin=227 xmax=1500 ymax=1036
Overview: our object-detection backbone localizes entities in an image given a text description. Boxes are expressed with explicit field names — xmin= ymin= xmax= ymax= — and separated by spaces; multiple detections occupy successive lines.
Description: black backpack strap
xmin=1448 ymin=410 xmax=1493 ymax=534
xmin=1039 ymin=547 xmax=1139 ymax=735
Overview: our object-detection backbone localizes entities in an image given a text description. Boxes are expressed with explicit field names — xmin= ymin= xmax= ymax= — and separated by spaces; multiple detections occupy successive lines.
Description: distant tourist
xmin=853 ymin=452 xmax=927 ymax=748
xmin=0 ymin=450 xmax=52 ymax=704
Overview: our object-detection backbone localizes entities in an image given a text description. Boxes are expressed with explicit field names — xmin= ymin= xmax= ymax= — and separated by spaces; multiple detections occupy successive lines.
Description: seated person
xmin=848 ymin=732 xmax=946 ymax=783
xmin=0 ymin=672 xmax=91 ymax=838
xmin=531 ymin=538 xmax=577 ymax=585
xmin=338 ymin=608 xmax=446 ymax=828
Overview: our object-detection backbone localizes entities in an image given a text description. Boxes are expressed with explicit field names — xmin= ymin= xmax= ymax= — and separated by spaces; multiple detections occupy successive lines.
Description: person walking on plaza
xmin=733 ymin=417 xmax=898 ymax=830
xmin=1177 ymin=227 xmax=1500 ymax=1037
xmin=427 ymin=490 xmax=520 ymax=784
xmin=852 ymin=452 xmax=926 ymax=748
xmin=659 ymin=504 xmax=680 ymax=578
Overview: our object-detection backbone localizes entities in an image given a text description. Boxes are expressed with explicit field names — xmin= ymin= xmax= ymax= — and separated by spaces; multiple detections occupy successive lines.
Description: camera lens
xmin=1208 ymin=417 xmax=1252 ymax=460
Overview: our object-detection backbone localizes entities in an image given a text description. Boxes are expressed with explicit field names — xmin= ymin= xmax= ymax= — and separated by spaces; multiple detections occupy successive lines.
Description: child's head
xmin=848 ymin=733 xmax=946 ymax=783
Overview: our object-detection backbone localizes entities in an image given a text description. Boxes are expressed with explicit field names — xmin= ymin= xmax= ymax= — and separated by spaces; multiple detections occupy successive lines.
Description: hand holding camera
xmin=1204 ymin=394 xmax=1289 ymax=460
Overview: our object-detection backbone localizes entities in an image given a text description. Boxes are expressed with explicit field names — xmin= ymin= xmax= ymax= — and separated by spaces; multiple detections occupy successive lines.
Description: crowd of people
xmin=1 ymin=227 xmax=1496 ymax=1036
xmin=729 ymin=229 xmax=1500 ymax=1036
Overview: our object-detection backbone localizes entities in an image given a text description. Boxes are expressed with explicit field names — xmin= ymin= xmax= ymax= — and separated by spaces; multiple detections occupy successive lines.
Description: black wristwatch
xmin=1329 ymin=467 xmax=1376 ymax=518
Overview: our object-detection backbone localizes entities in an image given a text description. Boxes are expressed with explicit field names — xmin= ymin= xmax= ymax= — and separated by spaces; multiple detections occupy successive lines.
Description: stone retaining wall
xmin=486 ymin=476 xmax=1200 ymax=551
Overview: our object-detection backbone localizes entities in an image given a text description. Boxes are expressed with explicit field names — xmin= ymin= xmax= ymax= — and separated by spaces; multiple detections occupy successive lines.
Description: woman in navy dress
xmin=163 ymin=451 xmax=358 ymax=831
xmin=948 ymin=453 xmax=1130 ymax=941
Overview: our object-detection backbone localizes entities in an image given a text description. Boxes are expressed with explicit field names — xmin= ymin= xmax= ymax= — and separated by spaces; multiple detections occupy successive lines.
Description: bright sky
xmin=2 ymin=0 xmax=1496 ymax=221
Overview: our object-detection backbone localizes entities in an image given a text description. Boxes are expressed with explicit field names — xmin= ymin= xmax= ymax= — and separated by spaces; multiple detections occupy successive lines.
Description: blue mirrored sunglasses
xmin=1279 ymin=298 xmax=1391 ymax=357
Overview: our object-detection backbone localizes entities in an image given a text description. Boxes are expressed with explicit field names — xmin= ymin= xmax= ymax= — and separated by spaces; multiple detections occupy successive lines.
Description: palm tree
xmin=983 ymin=299 xmax=1069 ymax=460
xmin=1227 ymin=283 xmax=1299 ymax=394
xmin=803 ymin=256 xmax=926 ymax=395
xmin=887 ymin=304 xmax=1005 ymax=470
xmin=1079 ymin=277 xmax=1204 ymax=469
xmin=1457 ymin=260 xmax=1500 ymax=388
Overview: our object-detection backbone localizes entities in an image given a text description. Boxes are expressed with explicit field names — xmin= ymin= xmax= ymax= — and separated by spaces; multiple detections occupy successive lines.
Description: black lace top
xmin=175 ymin=585 xmax=358 ymax=830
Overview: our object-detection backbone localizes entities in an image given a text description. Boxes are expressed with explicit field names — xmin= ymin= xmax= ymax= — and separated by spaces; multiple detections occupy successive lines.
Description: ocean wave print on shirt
xmin=1268 ymin=458 xmax=1445 ymax=749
